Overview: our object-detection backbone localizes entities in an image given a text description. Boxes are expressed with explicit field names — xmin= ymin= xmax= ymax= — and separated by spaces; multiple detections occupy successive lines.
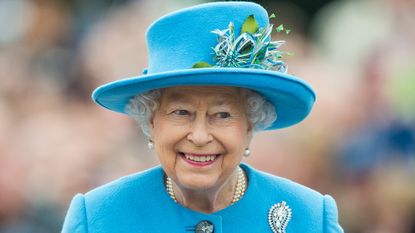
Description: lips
xmin=178 ymin=152 xmax=220 ymax=166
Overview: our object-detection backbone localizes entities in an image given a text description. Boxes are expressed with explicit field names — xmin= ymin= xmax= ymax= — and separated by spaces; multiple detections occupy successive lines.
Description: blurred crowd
xmin=0 ymin=0 xmax=414 ymax=232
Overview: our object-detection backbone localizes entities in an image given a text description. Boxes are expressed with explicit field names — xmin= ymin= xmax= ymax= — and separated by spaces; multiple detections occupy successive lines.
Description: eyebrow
xmin=163 ymin=92 xmax=240 ymax=106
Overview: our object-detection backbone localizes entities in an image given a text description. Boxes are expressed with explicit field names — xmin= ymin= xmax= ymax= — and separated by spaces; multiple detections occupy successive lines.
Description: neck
xmin=167 ymin=167 xmax=243 ymax=214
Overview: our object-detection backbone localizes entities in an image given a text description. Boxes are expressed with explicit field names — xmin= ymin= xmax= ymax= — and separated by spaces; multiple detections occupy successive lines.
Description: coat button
xmin=195 ymin=220 xmax=214 ymax=233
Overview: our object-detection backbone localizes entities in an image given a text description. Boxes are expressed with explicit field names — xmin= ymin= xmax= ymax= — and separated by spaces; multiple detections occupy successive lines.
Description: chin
xmin=176 ymin=173 xmax=222 ymax=191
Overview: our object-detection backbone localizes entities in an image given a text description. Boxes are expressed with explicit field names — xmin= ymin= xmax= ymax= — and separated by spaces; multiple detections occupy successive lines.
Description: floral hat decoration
xmin=193 ymin=13 xmax=288 ymax=72
xmin=92 ymin=1 xmax=315 ymax=130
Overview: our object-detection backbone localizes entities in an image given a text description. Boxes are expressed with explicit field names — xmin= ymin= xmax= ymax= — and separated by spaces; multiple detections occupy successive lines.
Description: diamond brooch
xmin=268 ymin=201 xmax=292 ymax=233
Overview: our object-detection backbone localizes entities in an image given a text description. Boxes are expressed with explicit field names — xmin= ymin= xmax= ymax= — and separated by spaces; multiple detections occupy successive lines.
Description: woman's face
xmin=150 ymin=86 xmax=253 ymax=192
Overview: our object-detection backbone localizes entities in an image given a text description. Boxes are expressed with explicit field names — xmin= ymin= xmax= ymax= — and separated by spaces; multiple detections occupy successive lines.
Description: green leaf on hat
xmin=276 ymin=24 xmax=284 ymax=32
xmin=269 ymin=13 xmax=276 ymax=19
xmin=192 ymin=62 xmax=213 ymax=68
xmin=241 ymin=15 xmax=259 ymax=34
xmin=285 ymin=29 xmax=291 ymax=34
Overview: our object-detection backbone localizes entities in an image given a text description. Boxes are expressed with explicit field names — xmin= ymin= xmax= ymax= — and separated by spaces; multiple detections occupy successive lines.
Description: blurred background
xmin=0 ymin=0 xmax=414 ymax=232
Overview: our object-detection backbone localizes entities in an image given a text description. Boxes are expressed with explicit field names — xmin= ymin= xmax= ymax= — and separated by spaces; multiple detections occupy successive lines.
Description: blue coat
xmin=62 ymin=164 xmax=343 ymax=232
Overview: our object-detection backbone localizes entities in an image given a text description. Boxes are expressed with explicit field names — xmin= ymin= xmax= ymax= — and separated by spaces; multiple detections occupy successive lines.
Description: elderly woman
xmin=62 ymin=2 xmax=343 ymax=233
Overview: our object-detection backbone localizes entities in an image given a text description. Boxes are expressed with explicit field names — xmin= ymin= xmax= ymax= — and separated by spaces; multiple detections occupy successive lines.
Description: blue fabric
xmin=91 ymin=2 xmax=316 ymax=130
xmin=62 ymin=164 xmax=343 ymax=233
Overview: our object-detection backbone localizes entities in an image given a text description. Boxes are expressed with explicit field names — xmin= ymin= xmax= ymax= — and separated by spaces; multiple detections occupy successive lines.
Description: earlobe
xmin=149 ymin=115 xmax=156 ymax=129
xmin=244 ymin=123 xmax=253 ymax=158
xmin=246 ymin=122 xmax=254 ymax=142
xmin=248 ymin=121 xmax=253 ymax=135
xmin=148 ymin=117 xmax=155 ymax=138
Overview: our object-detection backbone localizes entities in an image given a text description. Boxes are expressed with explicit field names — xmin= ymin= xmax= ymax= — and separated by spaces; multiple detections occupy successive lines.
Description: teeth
xmin=184 ymin=154 xmax=217 ymax=162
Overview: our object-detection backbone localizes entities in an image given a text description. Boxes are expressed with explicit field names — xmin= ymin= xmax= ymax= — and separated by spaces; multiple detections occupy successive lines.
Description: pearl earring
xmin=243 ymin=148 xmax=251 ymax=157
xmin=147 ymin=140 xmax=154 ymax=150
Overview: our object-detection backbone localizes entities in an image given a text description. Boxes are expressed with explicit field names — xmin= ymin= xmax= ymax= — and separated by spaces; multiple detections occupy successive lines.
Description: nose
xmin=187 ymin=117 xmax=213 ymax=146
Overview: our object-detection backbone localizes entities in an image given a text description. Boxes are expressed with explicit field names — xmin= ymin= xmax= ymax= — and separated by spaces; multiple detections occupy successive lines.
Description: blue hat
xmin=92 ymin=1 xmax=315 ymax=130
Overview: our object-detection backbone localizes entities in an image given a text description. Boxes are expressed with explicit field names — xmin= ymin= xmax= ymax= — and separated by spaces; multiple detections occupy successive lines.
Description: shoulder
xmin=242 ymin=164 xmax=344 ymax=233
xmin=243 ymin=163 xmax=324 ymax=200
xmin=62 ymin=166 xmax=168 ymax=233
xmin=62 ymin=166 xmax=171 ymax=232
xmin=81 ymin=165 xmax=166 ymax=215
xmin=84 ymin=165 xmax=163 ymax=201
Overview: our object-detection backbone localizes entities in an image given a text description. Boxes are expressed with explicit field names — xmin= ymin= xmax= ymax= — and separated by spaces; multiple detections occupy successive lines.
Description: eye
xmin=214 ymin=112 xmax=231 ymax=119
xmin=172 ymin=109 xmax=190 ymax=116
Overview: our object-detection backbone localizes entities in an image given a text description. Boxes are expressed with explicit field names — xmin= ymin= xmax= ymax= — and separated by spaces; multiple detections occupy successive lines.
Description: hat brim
xmin=92 ymin=68 xmax=315 ymax=130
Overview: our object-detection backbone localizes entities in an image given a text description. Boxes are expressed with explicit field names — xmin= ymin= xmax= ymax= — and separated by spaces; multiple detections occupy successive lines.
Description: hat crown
xmin=146 ymin=2 xmax=269 ymax=74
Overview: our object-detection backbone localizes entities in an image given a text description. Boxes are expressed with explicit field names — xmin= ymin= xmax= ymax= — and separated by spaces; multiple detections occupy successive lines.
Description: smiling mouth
xmin=178 ymin=152 xmax=220 ymax=165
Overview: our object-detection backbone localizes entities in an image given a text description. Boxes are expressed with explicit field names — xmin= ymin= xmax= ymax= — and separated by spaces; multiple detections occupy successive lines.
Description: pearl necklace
xmin=165 ymin=166 xmax=247 ymax=205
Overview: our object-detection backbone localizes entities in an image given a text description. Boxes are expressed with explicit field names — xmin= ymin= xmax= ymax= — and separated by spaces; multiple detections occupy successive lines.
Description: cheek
xmin=217 ymin=120 xmax=250 ymax=157
xmin=230 ymin=119 xmax=250 ymax=144
xmin=152 ymin=115 xmax=186 ymax=168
